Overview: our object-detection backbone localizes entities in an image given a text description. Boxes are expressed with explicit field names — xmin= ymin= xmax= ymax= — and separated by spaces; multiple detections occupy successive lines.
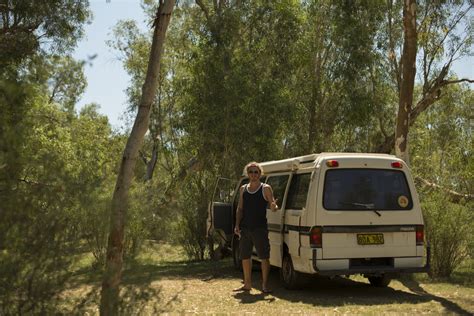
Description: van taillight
xmin=391 ymin=161 xmax=403 ymax=168
xmin=326 ymin=160 xmax=339 ymax=167
xmin=416 ymin=225 xmax=424 ymax=245
xmin=310 ymin=227 xmax=322 ymax=248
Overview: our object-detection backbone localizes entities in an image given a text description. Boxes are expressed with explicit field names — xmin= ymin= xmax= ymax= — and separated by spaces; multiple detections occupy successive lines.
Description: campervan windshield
xmin=323 ymin=169 xmax=413 ymax=211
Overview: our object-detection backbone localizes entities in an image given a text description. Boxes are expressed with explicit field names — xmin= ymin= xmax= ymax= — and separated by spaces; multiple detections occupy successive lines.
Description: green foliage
xmin=171 ymin=172 xmax=214 ymax=260
xmin=0 ymin=97 xmax=122 ymax=312
xmin=0 ymin=0 xmax=91 ymax=66
xmin=411 ymin=83 xmax=473 ymax=278
xmin=180 ymin=1 xmax=302 ymax=177
xmin=411 ymin=84 xmax=473 ymax=197
xmin=422 ymin=193 xmax=473 ymax=278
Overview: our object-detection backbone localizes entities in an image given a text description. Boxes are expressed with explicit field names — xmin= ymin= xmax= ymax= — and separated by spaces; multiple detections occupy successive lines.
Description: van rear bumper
xmin=312 ymin=246 xmax=430 ymax=276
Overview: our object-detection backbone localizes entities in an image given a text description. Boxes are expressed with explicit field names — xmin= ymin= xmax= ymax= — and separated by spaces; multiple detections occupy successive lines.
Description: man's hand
xmin=234 ymin=226 xmax=241 ymax=238
xmin=270 ymin=198 xmax=279 ymax=212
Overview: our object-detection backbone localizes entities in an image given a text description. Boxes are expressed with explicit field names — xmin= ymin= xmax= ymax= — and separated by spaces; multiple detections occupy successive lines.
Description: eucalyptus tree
xmin=376 ymin=0 xmax=473 ymax=157
xmin=185 ymin=0 xmax=301 ymax=177
xmin=286 ymin=0 xmax=385 ymax=155
xmin=100 ymin=1 xmax=176 ymax=314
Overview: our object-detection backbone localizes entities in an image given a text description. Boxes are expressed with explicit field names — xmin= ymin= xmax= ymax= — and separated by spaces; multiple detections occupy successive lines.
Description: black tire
xmin=368 ymin=275 xmax=391 ymax=287
xmin=280 ymin=254 xmax=302 ymax=289
xmin=232 ymin=236 xmax=242 ymax=271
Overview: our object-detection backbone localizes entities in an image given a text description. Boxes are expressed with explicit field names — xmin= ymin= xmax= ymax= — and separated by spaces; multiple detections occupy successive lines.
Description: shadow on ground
xmin=398 ymin=277 xmax=472 ymax=315
xmin=231 ymin=267 xmax=472 ymax=315
xmin=66 ymin=258 xmax=471 ymax=314
xmin=64 ymin=258 xmax=237 ymax=313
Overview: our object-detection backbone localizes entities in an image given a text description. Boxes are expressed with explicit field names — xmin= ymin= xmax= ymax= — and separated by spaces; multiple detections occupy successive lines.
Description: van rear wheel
xmin=368 ymin=275 xmax=391 ymax=287
xmin=281 ymin=254 xmax=303 ymax=289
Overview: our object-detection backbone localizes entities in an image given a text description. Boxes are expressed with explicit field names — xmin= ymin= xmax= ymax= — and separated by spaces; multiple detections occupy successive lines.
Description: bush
xmin=172 ymin=172 xmax=214 ymax=261
xmin=422 ymin=192 xmax=473 ymax=278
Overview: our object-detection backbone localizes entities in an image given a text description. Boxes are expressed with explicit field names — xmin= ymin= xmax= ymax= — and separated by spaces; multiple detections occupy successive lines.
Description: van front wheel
xmin=281 ymin=254 xmax=302 ymax=289
xmin=368 ymin=275 xmax=391 ymax=287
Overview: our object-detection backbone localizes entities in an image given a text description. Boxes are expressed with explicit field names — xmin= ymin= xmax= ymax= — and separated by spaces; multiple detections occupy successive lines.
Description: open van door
xmin=206 ymin=177 xmax=237 ymax=245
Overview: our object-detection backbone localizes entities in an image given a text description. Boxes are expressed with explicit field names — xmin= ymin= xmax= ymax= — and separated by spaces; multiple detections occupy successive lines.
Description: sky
xmin=74 ymin=1 xmax=473 ymax=128
xmin=73 ymin=0 xmax=149 ymax=128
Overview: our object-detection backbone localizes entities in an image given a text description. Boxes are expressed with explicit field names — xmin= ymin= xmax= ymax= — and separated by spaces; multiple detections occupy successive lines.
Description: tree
xmin=395 ymin=0 xmax=417 ymax=163
xmin=377 ymin=1 xmax=473 ymax=155
xmin=285 ymin=1 xmax=384 ymax=155
xmin=99 ymin=1 xmax=175 ymax=314
xmin=0 ymin=2 xmax=92 ymax=312
xmin=0 ymin=0 xmax=91 ymax=67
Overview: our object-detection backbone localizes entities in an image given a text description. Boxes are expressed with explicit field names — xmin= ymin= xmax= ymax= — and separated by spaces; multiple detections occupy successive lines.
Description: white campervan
xmin=208 ymin=153 xmax=430 ymax=288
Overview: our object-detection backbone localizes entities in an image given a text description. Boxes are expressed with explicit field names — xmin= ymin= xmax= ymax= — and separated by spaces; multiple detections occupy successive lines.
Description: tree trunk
xmin=99 ymin=1 xmax=175 ymax=315
xmin=395 ymin=0 xmax=416 ymax=164
xmin=144 ymin=143 xmax=159 ymax=181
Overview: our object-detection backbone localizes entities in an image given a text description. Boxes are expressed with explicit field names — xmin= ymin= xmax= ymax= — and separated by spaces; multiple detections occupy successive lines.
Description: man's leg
xmin=261 ymin=259 xmax=270 ymax=290
xmin=242 ymin=259 xmax=252 ymax=289
xmin=234 ymin=230 xmax=252 ymax=291
xmin=253 ymin=228 xmax=271 ymax=292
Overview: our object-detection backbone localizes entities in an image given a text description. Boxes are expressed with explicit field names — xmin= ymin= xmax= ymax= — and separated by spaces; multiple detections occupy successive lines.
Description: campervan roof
xmin=242 ymin=152 xmax=395 ymax=175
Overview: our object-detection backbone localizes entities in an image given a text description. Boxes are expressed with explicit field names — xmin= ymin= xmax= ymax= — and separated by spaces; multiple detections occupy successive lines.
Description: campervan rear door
xmin=206 ymin=177 xmax=239 ymax=242
xmin=316 ymin=157 xmax=423 ymax=260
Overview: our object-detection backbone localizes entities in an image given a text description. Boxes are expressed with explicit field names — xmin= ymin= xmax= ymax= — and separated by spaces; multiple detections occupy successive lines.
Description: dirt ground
xmin=60 ymin=243 xmax=473 ymax=314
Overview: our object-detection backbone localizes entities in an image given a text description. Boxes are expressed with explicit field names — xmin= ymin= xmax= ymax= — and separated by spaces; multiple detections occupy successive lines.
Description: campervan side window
xmin=265 ymin=175 xmax=289 ymax=205
xmin=286 ymin=173 xmax=311 ymax=210
xmin=323 ymin=169 xmax=413 ymax=210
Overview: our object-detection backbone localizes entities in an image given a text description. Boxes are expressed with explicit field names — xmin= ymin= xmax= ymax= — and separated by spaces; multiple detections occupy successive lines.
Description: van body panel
xmin=394 ymin=257 xmax=424 ymax=268
xmin=316 ymin=259 xmax=349 ymax=270
xmin=267 ymin=209 xmax=283 ymax=267
xmin=285 ymin=212 xmax=302 ymax=257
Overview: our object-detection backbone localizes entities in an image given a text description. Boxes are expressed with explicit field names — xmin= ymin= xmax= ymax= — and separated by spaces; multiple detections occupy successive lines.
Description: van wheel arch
xmin=280 ymin=246 xmax=304 ymax=289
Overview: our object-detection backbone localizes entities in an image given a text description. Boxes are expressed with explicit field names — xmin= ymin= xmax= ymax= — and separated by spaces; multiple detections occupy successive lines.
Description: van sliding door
xmin=264 ymin=174 xmax=290 ymax=267
xmin=285 ymin=173 xmax=312 ymax=259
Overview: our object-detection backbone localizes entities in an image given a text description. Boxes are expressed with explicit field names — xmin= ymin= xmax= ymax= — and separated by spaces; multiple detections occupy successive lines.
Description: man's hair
xmin=245 ymin=161 xmax=264 ymax=177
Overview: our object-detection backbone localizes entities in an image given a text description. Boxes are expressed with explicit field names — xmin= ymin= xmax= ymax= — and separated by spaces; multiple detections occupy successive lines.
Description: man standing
xmin=234 ymin=162 xmax=278 ymax=294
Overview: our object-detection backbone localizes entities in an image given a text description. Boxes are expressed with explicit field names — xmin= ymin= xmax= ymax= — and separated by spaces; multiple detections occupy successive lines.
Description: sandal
xmin=262 ymin=288 xmax=272 ymax=294
xmin=233 ymin=286 xmax=251 ymax=292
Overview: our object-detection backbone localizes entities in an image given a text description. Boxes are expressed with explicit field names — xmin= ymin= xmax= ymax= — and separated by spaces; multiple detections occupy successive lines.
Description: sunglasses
xmin=248 ymin=170 xmax=260 ymax=174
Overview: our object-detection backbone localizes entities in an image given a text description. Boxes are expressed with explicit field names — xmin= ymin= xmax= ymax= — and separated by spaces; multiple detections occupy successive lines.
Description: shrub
xmin=172 ymin=172 xmax=214 ymax=261
xmin=422 ymin=192 xmax=473 ymax=278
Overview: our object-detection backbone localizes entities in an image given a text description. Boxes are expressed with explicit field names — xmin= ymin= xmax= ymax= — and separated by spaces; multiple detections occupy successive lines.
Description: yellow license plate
xmin=357 ymin=234 xmax=384 ymax=245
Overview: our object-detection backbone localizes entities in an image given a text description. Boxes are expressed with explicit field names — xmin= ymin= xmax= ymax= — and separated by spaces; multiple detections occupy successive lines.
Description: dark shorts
xmin=239 ymin=228 xmax=270 ymax=260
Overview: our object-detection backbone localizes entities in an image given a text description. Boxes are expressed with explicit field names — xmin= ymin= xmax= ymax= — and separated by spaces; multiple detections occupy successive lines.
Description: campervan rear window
xmin=323 ymin=169 xmax=413 ymax=211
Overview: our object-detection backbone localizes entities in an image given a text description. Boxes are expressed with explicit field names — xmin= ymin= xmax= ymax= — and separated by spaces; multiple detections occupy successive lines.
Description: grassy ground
xmin=60 ymin=242 xmax=474 ymax=315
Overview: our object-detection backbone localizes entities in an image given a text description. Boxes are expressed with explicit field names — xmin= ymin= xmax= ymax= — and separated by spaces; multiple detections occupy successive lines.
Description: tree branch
xmin=414 ymin=176 xmax=474 ymax=203
xmin=195 ymin=0 xmax=210 ymax=21
xmin=139 ymin=150 xmax=148 ymax=166
xmin=443 ymin=78 xmax=474 ymax=85
xmin=18 ymin=178 xmax=55 ymax=187
xmin=387 ymin=0 xmax=401 ymax=92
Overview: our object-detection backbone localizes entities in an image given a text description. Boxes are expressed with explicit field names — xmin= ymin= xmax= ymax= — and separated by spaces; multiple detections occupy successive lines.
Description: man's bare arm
xmin=264 ymin=185 xmax=278 ymax=211
xmin=234 ymin=186 xmax=245 ymax=236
